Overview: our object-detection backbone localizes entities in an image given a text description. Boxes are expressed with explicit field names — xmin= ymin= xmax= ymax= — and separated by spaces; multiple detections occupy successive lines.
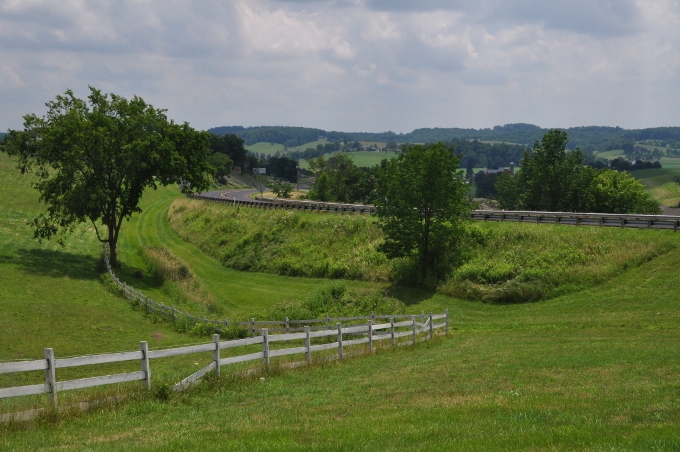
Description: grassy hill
xmin=299 ymin=150 xmax=399 ymax=169
xmin=2 ymin=150 xmax=680 ymax=448
xmin=4 ymin=237 xmax=680 ymax=449
xmin=245 ymin=142 xmax=285 ymax=156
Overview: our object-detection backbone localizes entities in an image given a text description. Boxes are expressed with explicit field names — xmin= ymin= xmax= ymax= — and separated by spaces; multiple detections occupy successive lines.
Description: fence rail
xmin=189 ymin=194 xmax=680 ymax=232
xmin=105 ymin=245 xmax=436 ymax=336
xmin=0 ymin=312 xmax=448 ymax=412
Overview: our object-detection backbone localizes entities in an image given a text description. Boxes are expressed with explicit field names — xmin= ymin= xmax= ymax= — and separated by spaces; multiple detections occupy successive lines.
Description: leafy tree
xmin=495 ymin=172 xmax=519 ymax=210
xmin=270 ymin=180 xmax=293 ymax=198
xmin=208 ymin=133 xmax=247 ymax=168
xmin=4 ymin=87 xmax=212 ymax=267
xmin=307 ymin=154 xmax=373 ymax=203
xmin=496 ymin=130 xmax=660 ymax=214
xmin=375 ymin=142 xmax=471 ymax=281
xmin=516 ymin=130 xmax=585 ymax=211
xmin=207 ymin=152 xmax=234 ymax=182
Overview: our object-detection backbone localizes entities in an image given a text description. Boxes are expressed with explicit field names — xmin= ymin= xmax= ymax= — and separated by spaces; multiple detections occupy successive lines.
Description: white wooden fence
xmin=0 ymin=311 xmax=448 ymax=411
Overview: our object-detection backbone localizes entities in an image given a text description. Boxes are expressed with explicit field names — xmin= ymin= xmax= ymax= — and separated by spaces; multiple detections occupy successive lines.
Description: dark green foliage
xmin=208 ymin=133 xmax=247 ymax=168
xmin=206 ymin=152 xmax=233 ymax=182
xmin=307 ymin=154 xmax=374 ymax=204
xmin=497 ymin=130 xmax=660 ymax=214
xmin=264 ymin=282 xmax=404 ymax=320
xmin=270 ymin=180 xmax=293 ymax=198
xmin=375 ymin=142 xmax=472 ymax=282
xmin=268 ymin=155 xmax=298 ymax=182
xmin=474 ymin=171 xmax=498 ymax=198
xmin=4 ymin=87 xmax=213 ymax=266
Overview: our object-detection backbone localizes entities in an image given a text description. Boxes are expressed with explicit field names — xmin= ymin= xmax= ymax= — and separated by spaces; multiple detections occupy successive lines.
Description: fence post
xmin=445 ymin=309 xmax=449 ymax=334
xmin=370 ymin=311 xmax=375 ymax=323
xmin=44 ymin=348 xmax=57 ymax=409
xmin=337 ymin=322 xmax=343 ymax=360
xmin=326 ymin=314 xmax=330 ymax=330
xmin=262 ymin=329 xmax=270 ymax=369
xmin=368 ymin=320 xmax=373 ymax=352
xmin=390 ymin=318 xmax=395 ymax=347
xmin=304 ymin=326 xmax=311 ymax=364
xmin=213 ymin=334 xmax=221 ymax=376
xmin=251 ymin=318 xmax=256 ymax=337
xmin=429 ymin=312 xmax=433 ymax=340
xmin=421 ymin=311 xmax=425 ymax=323
xmin=140 ymin=341 xmax=151 ymax=390
xmin=411 ymin=315 xmax=417 ymax=345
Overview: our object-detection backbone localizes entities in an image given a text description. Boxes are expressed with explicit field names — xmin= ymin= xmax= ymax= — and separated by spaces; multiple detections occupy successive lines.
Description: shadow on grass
xmin=384 ymin=284 xmax=437 ymax=307
xmin=0 ymin=248 xmax=101 ymax=281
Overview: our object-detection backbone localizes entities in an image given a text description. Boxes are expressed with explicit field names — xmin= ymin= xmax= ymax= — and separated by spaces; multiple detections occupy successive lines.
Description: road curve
xmin=200 ymin=189 xmax=271 ymax=202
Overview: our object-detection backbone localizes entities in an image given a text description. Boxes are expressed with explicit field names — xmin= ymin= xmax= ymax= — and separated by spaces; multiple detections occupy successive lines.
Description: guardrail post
xmin=213 ymin=334 xmax=221 ymax=376
xmin=429 ymin=312 xmax=433 ymax=339
xmin=140 ymin=341 xmax=151 ymax=391
xmin=390 ymin=318 xmax=395 ymax=347
xmin=368 ymin=320 xmax=373 ymax=352
xmin=304 ymin=326 xmax=311 ymax=364
xmin=262 ymin=329 xmax=270 ymax=369
xmin=445 ymin=309 xmax=449 ymax=334
xmin=44 ymin=348 xmax=57 ymax=409
xmin=411 ymin=315 xmax=417 ymax=345
xmin=337 ymin=322 xmax=343 ymax=360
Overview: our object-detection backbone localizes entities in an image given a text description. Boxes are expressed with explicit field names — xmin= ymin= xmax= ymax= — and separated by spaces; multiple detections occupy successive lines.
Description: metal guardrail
xmin=190 ymin=194 xmax=680 ymax=232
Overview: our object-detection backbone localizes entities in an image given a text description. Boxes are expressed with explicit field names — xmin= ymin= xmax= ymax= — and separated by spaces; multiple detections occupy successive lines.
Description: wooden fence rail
xmin=0 ymin=311 xmax=448 ymax=410
xmin=188 ymin=194 xmax=680 ymax=232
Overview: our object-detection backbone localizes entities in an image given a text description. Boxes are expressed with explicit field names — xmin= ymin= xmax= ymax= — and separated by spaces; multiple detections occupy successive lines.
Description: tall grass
xmin=168 ymin=199 xmax=389 ymax=280
xmin=141 ymin=246 xmax=221 ymax=315
xmin=169 ymin=198 xmax=680 ymax=303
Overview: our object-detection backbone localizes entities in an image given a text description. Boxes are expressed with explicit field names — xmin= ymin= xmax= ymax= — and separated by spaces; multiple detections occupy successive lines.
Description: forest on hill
xmin=209 ymin=124 xmax=680 ymax=152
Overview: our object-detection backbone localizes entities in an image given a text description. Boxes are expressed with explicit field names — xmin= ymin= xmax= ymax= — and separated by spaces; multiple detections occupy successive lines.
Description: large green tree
xmin=375 ymin=142 xmax=471 ymax=281
xmin=497 ymin=130 xmax=660 ymax=214
xmin=516 ymin=129 xmax=585 ymax=211
xmin=4 ymin=87 xmax=213 ymax=266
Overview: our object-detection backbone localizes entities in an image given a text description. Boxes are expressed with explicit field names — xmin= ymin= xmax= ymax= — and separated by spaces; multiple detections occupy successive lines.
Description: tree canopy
xmin=4 ymin=87 xmax=213 ymax=266
xmin=375 ymin=142 xmax=471 ymax=282
xmin=496 ymin=130 xmax=660 ymax=214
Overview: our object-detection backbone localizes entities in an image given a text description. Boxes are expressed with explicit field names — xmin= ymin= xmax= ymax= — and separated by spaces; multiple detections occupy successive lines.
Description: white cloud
xmin=0 ymin=0 xmax=679 ymax=132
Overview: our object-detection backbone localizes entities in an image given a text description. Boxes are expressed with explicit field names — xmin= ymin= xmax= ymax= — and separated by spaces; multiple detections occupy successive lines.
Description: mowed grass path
xmin=116 ymin=185 xmax=379 ymax=317
xmin=4 ymin=245 xmax=679 ymax=450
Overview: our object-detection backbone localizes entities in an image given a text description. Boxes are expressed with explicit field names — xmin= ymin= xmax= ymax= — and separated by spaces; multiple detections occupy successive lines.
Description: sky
xmin=1 ymin=0 xmax=679 ymax=134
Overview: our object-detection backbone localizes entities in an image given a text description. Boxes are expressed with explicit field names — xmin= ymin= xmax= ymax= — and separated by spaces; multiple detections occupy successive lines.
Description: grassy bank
xmin=4 ymin=245 xmax=679 ymax=450
xmin=168 ymin=198 xmax=680 ymax=303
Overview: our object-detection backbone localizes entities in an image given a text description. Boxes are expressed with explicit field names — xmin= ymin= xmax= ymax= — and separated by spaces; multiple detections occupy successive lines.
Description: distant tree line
xmin=208 ymin=124 xmax=680 ymax=154
xmin=495 ymin=130 xmax=660 ymax=214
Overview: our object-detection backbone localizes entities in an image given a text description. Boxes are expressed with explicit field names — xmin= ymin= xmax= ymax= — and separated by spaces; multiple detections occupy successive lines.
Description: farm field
xmin=3 ymin=244 xmax=679 ymax=449
xmin=244 ymin=142 xmax=285 ymax=156
xmin=2 ymin=150 xmax=680 ymax=449
xmin=630 ymin=169 xmax=680 ymax=208
xmin=299 ymin=150 xmax=399 ymax=169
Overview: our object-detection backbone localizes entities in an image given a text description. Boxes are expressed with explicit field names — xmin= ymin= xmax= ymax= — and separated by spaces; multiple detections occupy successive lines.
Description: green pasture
xmin=632 ymin=168 xmax=680 ymax=208
xmin=2 ymin=148 xmax=680 ymax=449
xmin=245 ymin=142 xmax=285 ymax=156
xmin=299 ymin=150 xmax=399 ymax=169
xmin=4 ymin=245 xmax=679 ymax=449
xmin=286 ymin=139 xmax=328 ymax=153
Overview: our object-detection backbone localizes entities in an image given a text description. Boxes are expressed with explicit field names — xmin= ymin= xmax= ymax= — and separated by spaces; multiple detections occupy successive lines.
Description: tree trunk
xmin=108 ymin=224 xmax=118 ymax=268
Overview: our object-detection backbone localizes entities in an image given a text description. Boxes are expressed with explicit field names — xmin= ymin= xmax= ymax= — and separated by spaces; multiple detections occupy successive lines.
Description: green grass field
xmin=299 ymin=150 xmax=399 ymax=169
xmin=631 ymin=168 xmax=680 ymax=208
xmin=2 ymin=150 xmax=680 ymax=449
xmin=245 ymin=142 xmax=286 ymax=156
xmin=3 ymin=245 xmax=679 ymax=449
